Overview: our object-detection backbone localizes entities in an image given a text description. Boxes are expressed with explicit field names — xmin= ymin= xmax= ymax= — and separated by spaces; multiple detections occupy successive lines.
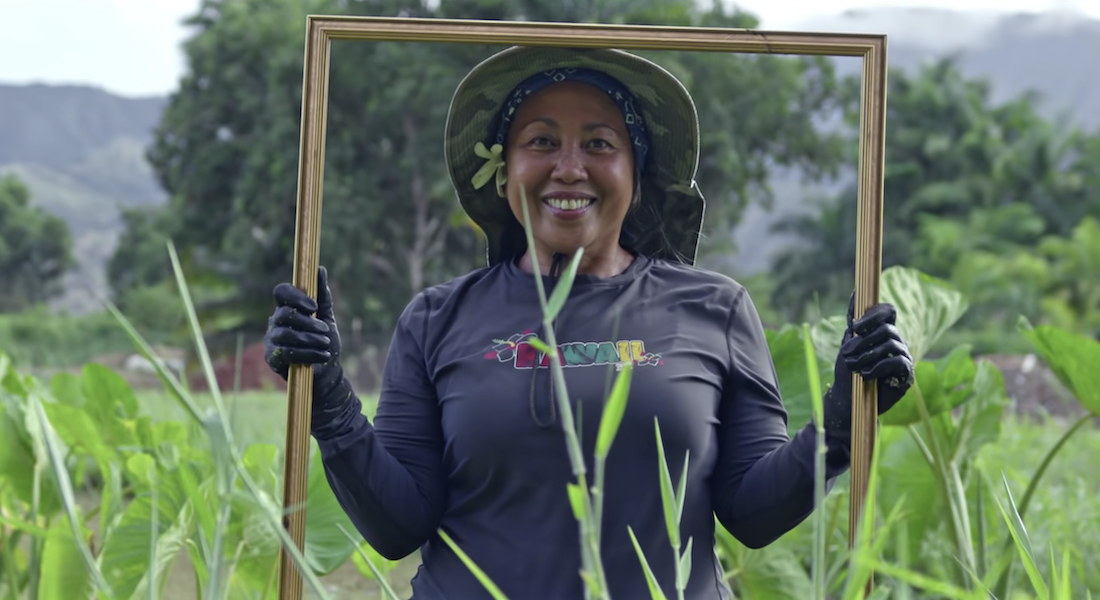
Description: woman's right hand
xmin=264 ymin=266 xmax=343 ymax=381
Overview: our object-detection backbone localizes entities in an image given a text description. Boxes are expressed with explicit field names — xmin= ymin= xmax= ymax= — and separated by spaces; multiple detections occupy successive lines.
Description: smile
xmin=543 ymin=197 xmax=594 ymax=211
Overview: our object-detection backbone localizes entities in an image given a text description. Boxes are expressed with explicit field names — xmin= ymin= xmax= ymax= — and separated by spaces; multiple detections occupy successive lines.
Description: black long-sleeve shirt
xmin=314 ymin=254 xmax=850 ymax=599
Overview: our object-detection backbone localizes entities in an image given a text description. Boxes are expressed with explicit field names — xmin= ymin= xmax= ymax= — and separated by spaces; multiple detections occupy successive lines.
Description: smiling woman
xmin=500 ymin=79 xmax=637 ymax=278
xmin=262 ymin=45 xmax=916 ymax=600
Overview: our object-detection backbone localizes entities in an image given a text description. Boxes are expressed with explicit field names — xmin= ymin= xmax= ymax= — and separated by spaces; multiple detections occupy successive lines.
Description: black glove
xmin=822 ymin=293 xmax=915 ymax=444
xmin=264 ymin=266 xmax=354 ymax=431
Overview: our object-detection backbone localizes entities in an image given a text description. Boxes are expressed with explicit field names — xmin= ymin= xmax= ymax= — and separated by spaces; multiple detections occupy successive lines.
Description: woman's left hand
xmin=822 ymin=294 xmax=915 ymax=439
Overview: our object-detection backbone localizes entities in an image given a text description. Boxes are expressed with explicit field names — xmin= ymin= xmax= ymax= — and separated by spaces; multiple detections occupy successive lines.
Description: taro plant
xmin=752 ymin=267 xmax=1100 ymax=597
xmin=4 ymin=229 xmax=1096 ymax=599
xmin=0 ymin=240 xmax=367 ymax=600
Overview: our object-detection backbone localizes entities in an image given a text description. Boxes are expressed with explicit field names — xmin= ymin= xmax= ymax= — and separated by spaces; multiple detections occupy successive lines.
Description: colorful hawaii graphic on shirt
xmin=483 ymin=331 xmax=664 ymax=370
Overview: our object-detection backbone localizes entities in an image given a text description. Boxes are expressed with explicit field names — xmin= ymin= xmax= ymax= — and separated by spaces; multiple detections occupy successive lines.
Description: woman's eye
xmin=588 ymin=138 xmax=612 ymax=149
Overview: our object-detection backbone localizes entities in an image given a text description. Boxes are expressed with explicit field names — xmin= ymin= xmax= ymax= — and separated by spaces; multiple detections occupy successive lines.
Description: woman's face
xmin=503 ymin=81 xmax=635 ymax=261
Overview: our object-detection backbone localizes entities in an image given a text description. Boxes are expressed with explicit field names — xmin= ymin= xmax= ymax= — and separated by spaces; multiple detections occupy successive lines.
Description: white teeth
xmin=545 ymin=198 xmax=594 ymax=210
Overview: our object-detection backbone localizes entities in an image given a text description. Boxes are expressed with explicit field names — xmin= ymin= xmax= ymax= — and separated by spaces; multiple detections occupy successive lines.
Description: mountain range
xmin=2 ymin=8 xmax=1098 ymax=313
xmin=0 ymin=85 xmax=166 ymax=313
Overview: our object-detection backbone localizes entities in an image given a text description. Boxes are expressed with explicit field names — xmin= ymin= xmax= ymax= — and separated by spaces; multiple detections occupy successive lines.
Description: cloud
xmin=0 ymin=0 xmax=197 ymax=96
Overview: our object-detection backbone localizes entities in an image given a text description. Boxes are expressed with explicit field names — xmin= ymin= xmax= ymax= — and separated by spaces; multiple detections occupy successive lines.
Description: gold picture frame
xmin=281 ymin=15 xmax=887 ymax=600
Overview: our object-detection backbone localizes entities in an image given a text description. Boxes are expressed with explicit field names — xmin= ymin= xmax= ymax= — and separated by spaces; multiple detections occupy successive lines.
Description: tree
xmin=768 ymin=57 xmax=1098 ymax=328
xmin=116 ymin=0 xmax=849 ymax=357
xmin=0 ymin=174 xmax=75 ymax=312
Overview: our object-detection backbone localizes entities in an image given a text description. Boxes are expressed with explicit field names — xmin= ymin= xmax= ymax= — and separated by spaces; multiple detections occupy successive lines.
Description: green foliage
xmin=0 ymin=254 xmax=363 ymax=600
xmin=0 ymin=174 xmax=75 ymax=312
xmin=1019 ymin=318 xmax=1100 ymax=417
xmin=769 ymin=57 xmax=1100 ymax=345
xmin=0 ymin=306 xmax=174 ymax=369
xmin=759 ymin=266 xmax=1100 ymax=598
xmin=3 ymin=255 xmax=1100 ymax=598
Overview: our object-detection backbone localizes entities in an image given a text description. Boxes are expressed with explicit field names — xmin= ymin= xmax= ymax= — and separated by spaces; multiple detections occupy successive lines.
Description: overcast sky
xmin=0 ymin=0 xmax=1095 ymax=97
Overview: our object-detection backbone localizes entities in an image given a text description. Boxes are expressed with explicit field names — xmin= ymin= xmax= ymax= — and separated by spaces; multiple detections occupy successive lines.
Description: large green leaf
xmin=0 ymin=400 xmax=46 ymax=508
xmin=98 ymin=456 xmax=192 ymax=600
xmin=228 ymin=444 xmax=283 ymax=592
xmin=81 ymin=363 xmax=141 ymax=449
xmin=0 ymin=354 xmax=42 ymax=506
xmin=1019 ymin=322 xmax=1100 ymax=416
xmin=876 ymin=425 xmax=941 ymax=570
xmin=41 ymin=401 xmax=114 ymax=469
xmin=880 ymin=346 xmax=975 ymax=426
xmin=809 ymin=315 xmax=846 ymax=370
xmin=47 ymin=372 xmax=84 ymax=408
xmin=304 ymin=442 xmax=360 ymax=575
xmin=40 ymin=398 xmax=128 ymax=539
xmin=83 ymin=362 xmax=140 ymax=420
xmin=959 ymin=360 xmax=1009 ymax=459
xmin=5 ymin=384 xmax=65 ymax=515
xmin=765 ymin=326 xmax=831 ymax=436
xmin=725 ymin=542 xmax=813 ymax=600
xmin=880 ymin=267 xmax=969 ymax=363
xmin=36 ymin=513 xmax=92 ymax=600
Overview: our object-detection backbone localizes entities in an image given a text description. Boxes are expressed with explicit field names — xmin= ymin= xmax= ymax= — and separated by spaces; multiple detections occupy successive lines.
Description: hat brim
xmin=444 ymin=46 xmax=705 ymax=266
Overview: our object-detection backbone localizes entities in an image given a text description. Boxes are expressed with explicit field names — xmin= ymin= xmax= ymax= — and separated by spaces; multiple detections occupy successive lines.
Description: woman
xmin=264 ymin=46 xmax=914 ymax=599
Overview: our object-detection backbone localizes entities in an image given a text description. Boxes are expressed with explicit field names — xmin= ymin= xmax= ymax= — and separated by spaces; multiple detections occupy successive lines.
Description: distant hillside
xmin=1 ymin=8 xmax=1099 ymax=310
xmin=0 ymin=84 xmax=166 ymax=313
xmin=815 ymin=9 xmax=1100 ymax=128
xmin=0 ymin=84 xmax=165 ymax=168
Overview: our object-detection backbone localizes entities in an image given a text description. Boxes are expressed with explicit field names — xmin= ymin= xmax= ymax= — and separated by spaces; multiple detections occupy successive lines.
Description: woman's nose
xmin=551 ymin=147 xmax=587 ymax=183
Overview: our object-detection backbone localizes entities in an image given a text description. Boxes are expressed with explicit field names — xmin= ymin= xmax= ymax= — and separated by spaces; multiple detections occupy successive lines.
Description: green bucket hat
xmin=443 ymin=45 xmax=706 ymax=267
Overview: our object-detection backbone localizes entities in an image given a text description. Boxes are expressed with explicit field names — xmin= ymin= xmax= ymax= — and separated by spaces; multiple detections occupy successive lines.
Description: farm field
xmin=3 ymin=267 xmax=1099 ymax=599
xmin=131 ymin=388 xmax=1100 ymax=599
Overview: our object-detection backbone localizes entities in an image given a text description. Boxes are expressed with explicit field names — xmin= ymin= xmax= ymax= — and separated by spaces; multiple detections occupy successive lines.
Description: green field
xmin=127 ymin=388 xmax=1100 ymax=599
xmin=134 ymin=390 xmax=408 ymax=599
xmin=3 ymin=266 xmax=1100 ymax=599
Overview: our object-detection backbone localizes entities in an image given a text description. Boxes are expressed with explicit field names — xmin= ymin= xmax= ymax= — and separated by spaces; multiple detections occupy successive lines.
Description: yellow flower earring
xmin=471 ymin=142 xmax=507 ymax=198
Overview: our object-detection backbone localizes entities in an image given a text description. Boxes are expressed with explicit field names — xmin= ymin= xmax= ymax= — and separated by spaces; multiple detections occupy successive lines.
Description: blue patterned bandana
xmin=491 ymin=67 xmax=650 ymax=180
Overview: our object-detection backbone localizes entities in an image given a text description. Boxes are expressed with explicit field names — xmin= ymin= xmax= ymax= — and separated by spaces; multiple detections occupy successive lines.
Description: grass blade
xmin=439 ymin=529 xmax=511 ymax=600
xmin=990 ymin=413 xmax=1092 ymax=599
xmin=546 ymin=248 xmax=584 ymax=322
xmin=29 ymin=395 xmax=115 ymax=598
xmin=653 ymin=420 xmax=680 ymax=550
xmin=862 ymin=559 xmax=984 ymax=600
xmin=595 ymin=364 xmax=631 ymax=459
xmin=337 ymin=525 xmax=401 ymax=600
xmin=674 ymin=452 xmax=689 ymax=529
xmin=802 ymin=323 xmax=827 ymax=600
xmin=102 ymin=299 xmax=205 ymax=425
xmin=994 ymin=471 xmax=1049 ymax=600
xmin=628 ymin=526 xmax=669 ymax=600
xmin=518 ymin=186 xmax=549 ymax=313
xmin=518 ymin=182 xmax=611 ymax=599
xmin=166 ymin=241 xmax=234 ymax=442
xmin=677 ymin=537 xmax=693 ymax=590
